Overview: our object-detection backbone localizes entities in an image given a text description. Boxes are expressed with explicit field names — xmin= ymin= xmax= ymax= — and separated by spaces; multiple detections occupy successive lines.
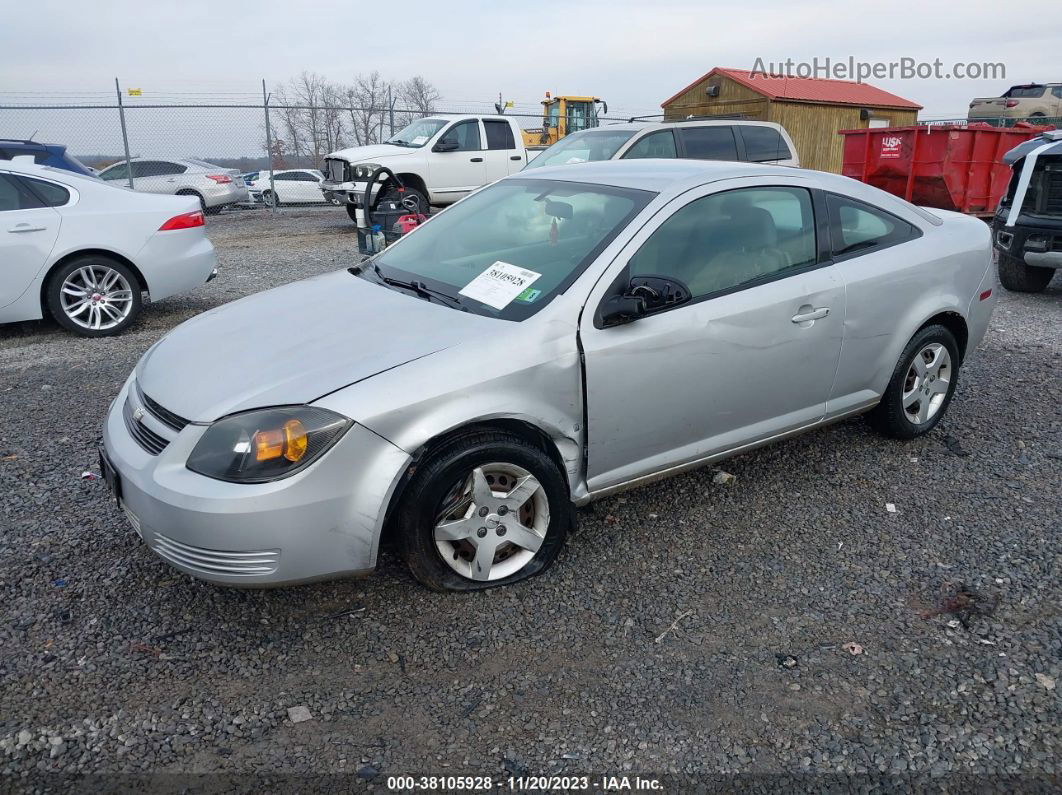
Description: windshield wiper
xmin=368 ymin=263 xmax=466 ymax=310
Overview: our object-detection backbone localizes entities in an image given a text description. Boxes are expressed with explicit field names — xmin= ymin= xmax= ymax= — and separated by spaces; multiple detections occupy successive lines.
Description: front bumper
xmin=321 ymin=180 xmax=378 ymax=207
xmin=992 ymin=214 xmax=1062 ymax=269
xmin=100 ymin=377 xmax=411 ymax=586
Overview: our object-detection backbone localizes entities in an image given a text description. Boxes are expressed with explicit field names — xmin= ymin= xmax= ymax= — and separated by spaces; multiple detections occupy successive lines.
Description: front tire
xmin=263 ymin=190 xmax=279 ymax=208
xmin=46 ymin=255 xmax=142 ymax=337
xmin=395 ymin=430 xmax=574 ymax=591
xmin=345 ymin=204 xmax=359 ymax=223
xmin=867 ymin=325 xmax=960 ymax=439
xmin=998 ymin=252 xmax=1054 ymax=293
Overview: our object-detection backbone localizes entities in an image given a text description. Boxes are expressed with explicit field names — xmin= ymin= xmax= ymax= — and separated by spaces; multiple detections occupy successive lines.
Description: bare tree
xmin=344 ymin=71 xmax=392 ymax=146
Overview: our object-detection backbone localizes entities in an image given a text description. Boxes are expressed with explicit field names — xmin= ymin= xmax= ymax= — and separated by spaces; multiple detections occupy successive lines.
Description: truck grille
xmin=324 ymin=158 xmax=348 ymax=183
xmin=1043 ymin=170 xmax=1062 ymax=217
xmin=123 ymin=397 xmax=169 ymax=455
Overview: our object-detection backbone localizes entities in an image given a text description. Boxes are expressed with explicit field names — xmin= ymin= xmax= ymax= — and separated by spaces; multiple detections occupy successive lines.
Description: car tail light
xmin=159 ymin=211 xmax=205 ymax=231
xmin=1005 ymin=100 xmax=1019 ymax=108
xmin=206 ymin=174 xmax=233 ymax=184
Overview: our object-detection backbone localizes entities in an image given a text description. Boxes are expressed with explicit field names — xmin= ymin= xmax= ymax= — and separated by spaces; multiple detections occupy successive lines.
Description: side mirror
xmin=598 ymin=294 xmax=646 ymax=327
xmin=596 ymin=274 xmax=691 ymax=328
xmin=433 ymin=140 xmax=459 ymax=152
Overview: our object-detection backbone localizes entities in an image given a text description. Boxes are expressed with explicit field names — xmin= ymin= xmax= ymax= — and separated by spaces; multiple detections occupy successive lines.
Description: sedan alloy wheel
xmin=59 ymin=264 xmax=135 ymax=331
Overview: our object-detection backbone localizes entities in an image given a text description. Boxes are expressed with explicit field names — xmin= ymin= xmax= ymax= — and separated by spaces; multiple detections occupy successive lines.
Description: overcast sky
xmin=3 ymin=0 xmax=1059 ymax=118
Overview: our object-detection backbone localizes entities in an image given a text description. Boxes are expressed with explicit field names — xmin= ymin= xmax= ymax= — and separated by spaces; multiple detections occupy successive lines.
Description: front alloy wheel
xmin=396 ymin=430 xmax=573 ymax=591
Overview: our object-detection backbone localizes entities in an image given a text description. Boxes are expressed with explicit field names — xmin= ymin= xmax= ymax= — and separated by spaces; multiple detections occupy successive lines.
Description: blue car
xmin=0 ymin=139 xmax=96 ymax=177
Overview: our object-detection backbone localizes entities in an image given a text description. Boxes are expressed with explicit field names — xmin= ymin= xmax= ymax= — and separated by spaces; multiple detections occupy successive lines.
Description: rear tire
xmin=395 ymin=430 xmax=574 ymax=591
xmin=998 ymin=252 xmax=1054 ymax=293
xmin=867 ymin=325 xmax=960 ymax=439
xmin=46 ymin=255 xmax=142 ymax=337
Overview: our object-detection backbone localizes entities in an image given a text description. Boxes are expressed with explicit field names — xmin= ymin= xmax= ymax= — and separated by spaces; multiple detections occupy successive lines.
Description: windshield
xmin=387 ymin=118 xmax=448 ymax=147
xmin=365 ymin=178 xmax=653 ymax=320
xmin=523 ymin=129 xmax=638 ymax=170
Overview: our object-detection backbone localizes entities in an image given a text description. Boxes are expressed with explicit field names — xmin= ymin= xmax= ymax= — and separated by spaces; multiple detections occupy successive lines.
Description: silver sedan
xmin=100 ymin=160 xmax=998 ymax=591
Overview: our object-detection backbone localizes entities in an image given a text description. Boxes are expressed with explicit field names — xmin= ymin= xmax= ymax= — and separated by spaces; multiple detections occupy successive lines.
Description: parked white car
xmin=248 ymin=169 xmax=328 ymax=206
xmin=96 ymin=157 xmax=248 ymax=213
xmin=0 ymin=159 xmax=217 ymax=336
xmin=322 ymin=115 xmax=533 ymax=221
xmin=524 ymin=120 xmax=799 ymax=170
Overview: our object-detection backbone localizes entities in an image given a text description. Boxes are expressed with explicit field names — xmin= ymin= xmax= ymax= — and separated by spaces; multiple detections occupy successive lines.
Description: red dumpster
xmin=838 ymin=123 xmax=1054 ymax=216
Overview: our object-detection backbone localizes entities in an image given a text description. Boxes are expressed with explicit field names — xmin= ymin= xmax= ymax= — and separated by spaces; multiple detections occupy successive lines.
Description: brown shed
xmin=661 ymin=67 xmax=922 ymax=173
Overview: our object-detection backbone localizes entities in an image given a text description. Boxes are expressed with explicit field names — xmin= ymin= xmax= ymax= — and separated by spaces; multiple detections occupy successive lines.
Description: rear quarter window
xmin=739 ymin=126 xmax=792 ymax=162
xmin=679 ymin=127 xmax=738 ymax=160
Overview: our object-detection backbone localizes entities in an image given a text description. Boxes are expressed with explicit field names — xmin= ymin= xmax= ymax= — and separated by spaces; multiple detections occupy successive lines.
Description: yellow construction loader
xmin=497 ymin=93 xmax=608 ymax=148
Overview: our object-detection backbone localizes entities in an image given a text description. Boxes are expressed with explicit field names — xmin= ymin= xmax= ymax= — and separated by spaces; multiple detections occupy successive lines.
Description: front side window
xmin=622 ymin=130 xmax=677 ymax=159
xmin=628 ymin=186 xmax=817 ymax=298
xmin=484 ymin=120 xmax=516 ymax=150
xmin=367 ymin=178 xmax=652 ymax=320
xmin=439 ymin=120 xmax=481 ymax=152
xmin=739 ymin=126 xmax=792 ymax=162
xmin=0 ymin=173 xmax=45 ymax=211
xmin=679 ymin=126 xmax=738 ymax=161
xmin=523 ymin=129 xmax=637 ymax=169
xmin=826 ymin=193 xmax=920 ymax=258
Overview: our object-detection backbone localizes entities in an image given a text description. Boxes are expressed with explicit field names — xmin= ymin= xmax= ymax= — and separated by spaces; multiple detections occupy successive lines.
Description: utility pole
xmin=115 ymin=78 xmax=134 ymax=190
xmin=262 ymin=79 xmax=277 ymax=214
xmin=388 ymin=86 xmax=395 ymax=137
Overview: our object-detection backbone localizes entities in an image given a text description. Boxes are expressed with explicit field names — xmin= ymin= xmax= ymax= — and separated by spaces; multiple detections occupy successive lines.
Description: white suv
xmin=523 ymin=120 xmax=799 ymax=170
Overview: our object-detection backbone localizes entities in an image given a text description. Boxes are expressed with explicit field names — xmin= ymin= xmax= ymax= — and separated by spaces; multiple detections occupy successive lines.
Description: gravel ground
xmin=1 ymin=206 xmax=1059 ymax=790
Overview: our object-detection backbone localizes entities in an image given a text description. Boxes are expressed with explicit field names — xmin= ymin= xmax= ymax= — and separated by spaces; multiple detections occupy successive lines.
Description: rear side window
xmin=679 ymin=126 xmax=738 ymax=160
xmin=622 ymin=130 xmax=677 ymax=159
xmin=483 ymin=120 xmax=515 ymax=150
xmin=133 ymin=161 xmax=184 ymax=177
xmin=0 ymin=173 xmax=45 ymax=211
xmin=739 ymin=126 xmax=792 ymax=162
xmin=19 ymin=176 xmax=70 ymax=207
xmin=826 ymin=193 xmax=920 ymax=258
xmin=1005 ymin=85 xmax=1045 ymax=98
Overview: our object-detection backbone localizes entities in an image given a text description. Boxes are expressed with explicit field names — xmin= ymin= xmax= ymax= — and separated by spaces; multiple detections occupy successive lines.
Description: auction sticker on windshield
xmin=459 ymin=262 xmax=541 ymax=310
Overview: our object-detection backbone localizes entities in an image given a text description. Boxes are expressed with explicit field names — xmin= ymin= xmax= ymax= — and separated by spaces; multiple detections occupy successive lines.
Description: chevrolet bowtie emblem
xmin=133 ymin=407 xmax=145 ymax=422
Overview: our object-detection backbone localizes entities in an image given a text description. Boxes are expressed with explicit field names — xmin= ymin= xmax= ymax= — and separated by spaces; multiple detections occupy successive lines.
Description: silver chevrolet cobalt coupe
xmin=101 ymin=160 xmax=997 ymax=591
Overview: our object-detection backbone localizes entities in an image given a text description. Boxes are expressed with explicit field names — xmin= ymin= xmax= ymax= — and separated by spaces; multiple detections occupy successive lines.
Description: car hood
xmin=135 ymin=270 xmax=493 ymax=423
xmin=328 ymin=144 xmax=418 ymax=163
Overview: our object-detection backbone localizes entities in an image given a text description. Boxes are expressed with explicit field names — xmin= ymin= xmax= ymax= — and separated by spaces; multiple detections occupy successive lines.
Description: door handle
xmin=510 ymin=155 xmax=522 ymax=161
xmin=469 ymin=157 xmax=484 ymax=162
xmin=792 ymin=307 xmax=830 ymax=324
xmin=8 ymin=223 xmax=47 ymax=233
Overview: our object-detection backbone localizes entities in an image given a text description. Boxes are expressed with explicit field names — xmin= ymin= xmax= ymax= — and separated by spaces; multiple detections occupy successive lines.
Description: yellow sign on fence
xmin=127 ymin=88 xmax=142 ymax=96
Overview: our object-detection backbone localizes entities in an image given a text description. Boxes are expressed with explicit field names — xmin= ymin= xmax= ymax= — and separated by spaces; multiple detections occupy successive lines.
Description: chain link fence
xmin=0 ymin=84 xmax=643 ymax=180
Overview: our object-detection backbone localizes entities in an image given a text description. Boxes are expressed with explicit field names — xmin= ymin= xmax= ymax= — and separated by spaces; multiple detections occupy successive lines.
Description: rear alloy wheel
xmin=868 ymin=325 xmax=959 ymax=439
xmin=396 ymin=430 xmax=573 ymax=591
xmin=998 ymin=252 xmax=1054 ymax=293
xmin=47 ymin=256 xmax=142 ymax=337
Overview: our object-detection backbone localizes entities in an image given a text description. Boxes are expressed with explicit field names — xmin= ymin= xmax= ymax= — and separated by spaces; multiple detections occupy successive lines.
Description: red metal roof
xmin=661 ymin=67 xmax=922 ymax=110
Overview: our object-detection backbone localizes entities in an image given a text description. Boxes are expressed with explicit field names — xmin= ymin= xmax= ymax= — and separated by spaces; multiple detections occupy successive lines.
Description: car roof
xmin=516 ymin=158 xmax=794 ymax=191
xmin=581 ymin=119 xmax=787 ymax=134
xmin=0 ymin=157 xmax=101 ymax=184
xmin=514 ymin=158 xmax=943 ymax=226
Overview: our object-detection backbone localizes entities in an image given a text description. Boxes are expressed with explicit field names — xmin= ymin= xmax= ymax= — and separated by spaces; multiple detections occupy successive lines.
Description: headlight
xmin=187 ymin=406 xmax=351 ymax=483
xmin=352 ymin=163 xmax=381 ymax=180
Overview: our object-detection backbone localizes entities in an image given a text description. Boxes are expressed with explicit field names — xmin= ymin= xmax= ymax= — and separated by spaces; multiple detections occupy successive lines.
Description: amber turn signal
xmin=253 ymin=428 xmax=285 ymax=461
xmin=283 ymin=419 xmax=307 ymax=462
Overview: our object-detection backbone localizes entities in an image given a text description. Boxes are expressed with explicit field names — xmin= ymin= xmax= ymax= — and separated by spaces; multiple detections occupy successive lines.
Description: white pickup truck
xmin=321 ymin=115 xmax=533 ymax=221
